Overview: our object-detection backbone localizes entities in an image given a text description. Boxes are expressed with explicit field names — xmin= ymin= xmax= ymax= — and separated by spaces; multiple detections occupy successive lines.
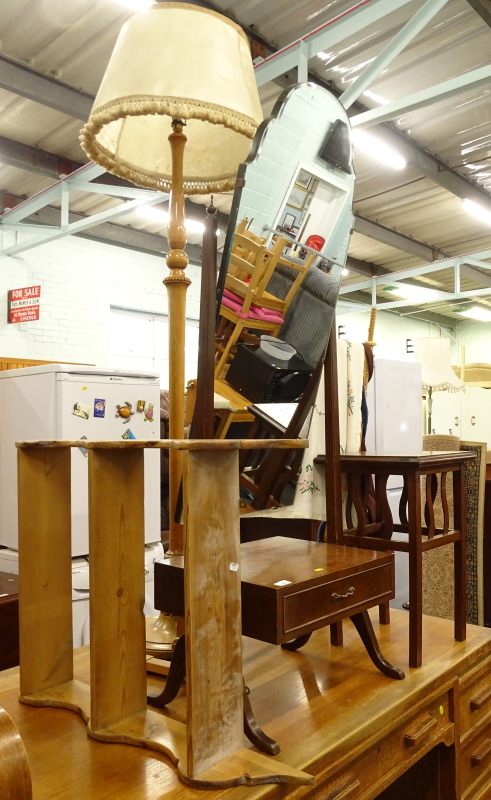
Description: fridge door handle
xmin=471 ymin=415 xmax=476 ymax=426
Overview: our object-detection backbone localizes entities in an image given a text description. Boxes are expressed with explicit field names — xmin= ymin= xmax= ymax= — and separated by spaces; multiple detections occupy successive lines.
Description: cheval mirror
xmin=212 ymin=82 xmax=355 ymax=515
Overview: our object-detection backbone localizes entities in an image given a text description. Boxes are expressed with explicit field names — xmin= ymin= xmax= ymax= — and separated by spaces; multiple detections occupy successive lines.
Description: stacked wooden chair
xmin=215 ymin=220 xmax=318 ymax=379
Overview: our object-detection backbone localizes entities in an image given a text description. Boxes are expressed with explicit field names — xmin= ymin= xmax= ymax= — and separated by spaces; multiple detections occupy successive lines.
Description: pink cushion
xmin=222 ymin=289 xmax=284 ymax=324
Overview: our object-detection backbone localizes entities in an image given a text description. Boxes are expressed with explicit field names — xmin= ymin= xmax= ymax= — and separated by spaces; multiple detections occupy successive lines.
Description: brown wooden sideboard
xmin=1 ymin=610 xmax=491 ymax=800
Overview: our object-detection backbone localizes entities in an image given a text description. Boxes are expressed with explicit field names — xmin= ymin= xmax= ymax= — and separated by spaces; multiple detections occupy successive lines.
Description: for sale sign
xmin=8 ymin=286 xmax=41 ymax=323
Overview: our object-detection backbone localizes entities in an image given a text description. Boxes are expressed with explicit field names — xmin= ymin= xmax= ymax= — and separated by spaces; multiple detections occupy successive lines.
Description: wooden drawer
xmin=462 ymin=718 xmax=491 ymax=799
xmin=283 ymin=563 xmax=392 ymax=635
xmin=294 ymin=690 xmax=453 ymax=800
xmin=461 ymin=655 xmax=491 ymax=738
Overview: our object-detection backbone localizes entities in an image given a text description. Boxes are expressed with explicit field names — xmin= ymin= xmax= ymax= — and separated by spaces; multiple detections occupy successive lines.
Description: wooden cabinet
xmin=432 ymin=387 xmax=491 ymax=444
xmin=460 ymin=655 xmax=491 ymax=799
xmin=2 ymin=611 xmax=491 ymax=800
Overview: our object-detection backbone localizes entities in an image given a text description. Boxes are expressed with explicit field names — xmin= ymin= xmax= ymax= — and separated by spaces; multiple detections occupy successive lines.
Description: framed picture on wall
xmin=288 ymin=185 xmax=308 ymax=210
xmin=296 ymin=169 xmax=313 ymax=190
xmin=283 ymin=212 xmax=296 ymax=228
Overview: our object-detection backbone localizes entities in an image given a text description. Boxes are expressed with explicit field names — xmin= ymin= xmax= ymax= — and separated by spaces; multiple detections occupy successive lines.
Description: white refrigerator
xmin=365 ymin=358 xmax=423 ymax=609
xmin=0 ymin=364 xmax=161 ymax=555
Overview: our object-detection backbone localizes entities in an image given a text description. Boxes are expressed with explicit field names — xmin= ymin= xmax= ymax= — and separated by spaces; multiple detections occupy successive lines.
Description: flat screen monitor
xmin=318 ymin=119 xmax=351 ymax=175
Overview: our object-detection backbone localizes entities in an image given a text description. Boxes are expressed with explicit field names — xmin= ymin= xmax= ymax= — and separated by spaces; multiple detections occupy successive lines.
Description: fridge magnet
xmin=94 ymin=398 xmax=106 ymax=418
xmin=115 ymin=401 xmax=134 ymax=423
xmin=144 ymin=403 xmax=154 ymax=422
xmin=72 ymin=402 xmax=90 ymax=420
xmin=78 ymin=435 xmax=88 ymax=457
xmin=137 ymin=399 xmax=146 ymax=413
xmin=122 ymin=428 xmax=136 ymax=440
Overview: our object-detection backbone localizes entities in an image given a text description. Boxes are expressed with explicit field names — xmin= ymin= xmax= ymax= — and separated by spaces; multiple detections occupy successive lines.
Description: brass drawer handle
xmin=470 ymin=687 xmax=491 ymax=711
xmin=324 ymin=777 xmax=360 ymax=800
xmin=403 ymin=714 xmax=438 ymax=746
xmin=331 ymin=587 xmax=355 ymax=602
xmin=471 ymin=738 xmax=491 ymax=767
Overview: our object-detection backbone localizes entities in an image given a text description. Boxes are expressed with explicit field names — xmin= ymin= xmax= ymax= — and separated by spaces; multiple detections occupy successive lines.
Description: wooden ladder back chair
xmin=273 ymin=251 xmax=318 ymax=316
xmin=215 ymin=234 xmax=288 ymax=378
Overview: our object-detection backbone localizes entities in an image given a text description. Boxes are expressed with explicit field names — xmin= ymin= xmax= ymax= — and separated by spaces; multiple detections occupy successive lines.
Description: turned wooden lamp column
xmin=164 ymin=121 xmax=190 ymax=554
xmin=80 ymin=1 xmax=263 ymax=555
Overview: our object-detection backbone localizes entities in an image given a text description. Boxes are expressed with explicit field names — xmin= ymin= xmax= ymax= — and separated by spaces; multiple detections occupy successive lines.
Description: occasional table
xmin=153 ymin=536 xmax=405 ymax=725
xmin=315 ymin=450 xmax=476 ymax=668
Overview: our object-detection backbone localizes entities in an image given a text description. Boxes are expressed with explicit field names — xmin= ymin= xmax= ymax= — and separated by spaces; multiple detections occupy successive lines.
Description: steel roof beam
xmin=0 ymin=134 xmax=81 ymax=178
xmin=0 ymin=134 xmax=229 ymax=228
xmin=351 ymin=63 xmax=491 ymax=128
xmin=0 ymin=53 xmax=93 ymax=120
xmin=383 ymin=128 xmax=491 ymax=211
xmin=353 ymin=214 xmax=442 ymax=261
xmin=466 ymin=0 xmax=491 ymax=27
xmin=1 ymin=162 xmax=105 ymax=223
xmin=254 ymin=0 xmax=414 ymax=87
xmin=340 ymin=247 xmax=491 ymax=295
xmin=0 ymin=192 xmax=203 ymax=263
xmin=460 ymin=264 xmax=491 ymax=287
xmin=340 ymin=0 xmax=451 ymax=110
xmin=1 ymin=191 xmax=167 ymax=256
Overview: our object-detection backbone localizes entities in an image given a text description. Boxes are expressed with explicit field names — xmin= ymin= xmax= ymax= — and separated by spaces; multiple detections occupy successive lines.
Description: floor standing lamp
xmin=80 ymin=2 xmax=263 ymax=555
xmin=413 ymin=337 xmax=465 ymax=435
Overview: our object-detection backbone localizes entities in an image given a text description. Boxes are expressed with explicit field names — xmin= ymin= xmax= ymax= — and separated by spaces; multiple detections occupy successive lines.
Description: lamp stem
xmin=427 ymin=387 xmax=433 ymax=436
xmin=164 ymin=120 xmax=191 ymax=557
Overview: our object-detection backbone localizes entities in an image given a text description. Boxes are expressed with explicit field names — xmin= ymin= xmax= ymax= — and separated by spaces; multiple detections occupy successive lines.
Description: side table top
xmin=239 ymin=536 xmax=391 ymax=587
xmin=315 ymin=450 xmax=476 ymax=471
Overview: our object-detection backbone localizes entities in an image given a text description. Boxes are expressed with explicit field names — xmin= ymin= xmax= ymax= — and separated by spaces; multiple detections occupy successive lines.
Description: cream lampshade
xmin=80 ymin=2 xmax=262 ymax=558
xmin=79 ymin=2 xmax=263 ymax=193
xmin=414 ymin=337 xmax=465 ymax=434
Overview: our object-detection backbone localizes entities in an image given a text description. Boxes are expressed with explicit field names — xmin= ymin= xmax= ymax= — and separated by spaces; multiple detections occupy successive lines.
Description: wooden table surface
xmin=2 ymin=610 xmax=491 ymax=800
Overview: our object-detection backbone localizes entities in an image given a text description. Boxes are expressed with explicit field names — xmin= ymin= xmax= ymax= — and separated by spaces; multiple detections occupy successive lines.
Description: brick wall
xmin=0 ymin=232 xmax=201 ymax=365
xmin=238 ymin=82 xmax=355 ymax=267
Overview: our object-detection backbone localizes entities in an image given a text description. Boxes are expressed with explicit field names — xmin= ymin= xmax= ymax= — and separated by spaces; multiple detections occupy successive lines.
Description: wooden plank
xmin=16 ymin=438 xmax=308 ymax=451
xmin=88 ymin=448 xmax=147 ymax=731
xmin=18 ymin=447 xmax=72 ymax=697
xmin=183 ymin=448 xmax=243 ymax=779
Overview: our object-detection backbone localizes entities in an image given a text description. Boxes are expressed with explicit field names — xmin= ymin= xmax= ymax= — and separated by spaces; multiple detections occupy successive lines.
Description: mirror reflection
xmin=210 ymin=83 xmax=356 ymax=511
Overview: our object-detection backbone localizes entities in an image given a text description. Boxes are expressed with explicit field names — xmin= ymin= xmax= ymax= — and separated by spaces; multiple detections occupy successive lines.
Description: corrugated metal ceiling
xmin=0 ymin=0 xmax=490 ymax=320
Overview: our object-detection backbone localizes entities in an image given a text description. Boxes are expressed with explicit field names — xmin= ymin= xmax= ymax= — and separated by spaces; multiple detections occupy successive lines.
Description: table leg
xmin=453 ymin=468 xmax=466 ymax=642
xmin=147 ymin=635 xmax=281 ymax=756
xmin=350 ymin=612 xmax=404 ymax=680
xmin=243 ymin=681 xmax=280 ymax=755
xmin=407 ymin=472 xmax=423 ymax=668
xmin=281 ymin=633 xmax=312 ymax=651
xmin=330 ymin=622 xmax=344 ymax=646
xmin=148 ymin=634 xmax=186 ymax=707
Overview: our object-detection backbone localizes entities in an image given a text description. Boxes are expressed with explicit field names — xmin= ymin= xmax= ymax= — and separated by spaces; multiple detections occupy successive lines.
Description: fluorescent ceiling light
xmin=352 ymin=129 xmax=406 ymax=170
xmin=136 ymin=206 xmax=205 ymax=235
xmin=453 ymin=305 xmax=491 ymax=322
xmin=462 ymin=198 xmax=491 ymax=226
xmin=384 ymin=284 xmax=440 ymax=303
xmin=362 ymin=90 xmax=390 ymax=106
